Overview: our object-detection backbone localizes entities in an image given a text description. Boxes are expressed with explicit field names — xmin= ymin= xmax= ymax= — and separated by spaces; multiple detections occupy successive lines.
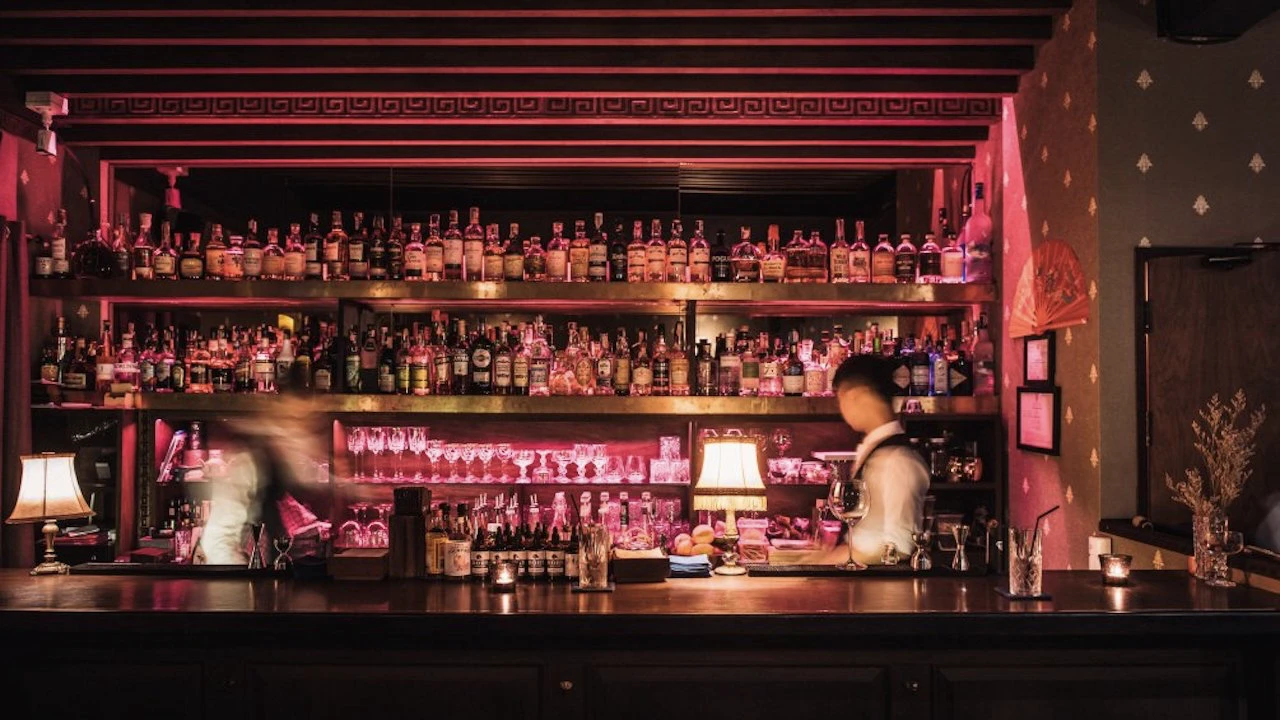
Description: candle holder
xmin=490 ymin=560 xmax=517 ymax=592
xmin=1100 ymin=553 xmax=1132 ymax=586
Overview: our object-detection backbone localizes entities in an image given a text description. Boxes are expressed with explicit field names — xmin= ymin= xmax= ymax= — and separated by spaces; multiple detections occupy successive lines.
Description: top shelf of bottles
xmin=30 ymin=279 xmax=996 ymax=314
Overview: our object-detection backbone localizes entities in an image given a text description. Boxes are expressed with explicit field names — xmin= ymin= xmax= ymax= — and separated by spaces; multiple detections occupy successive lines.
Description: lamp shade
xmin=6 ymin=454 xmax=94 ymax=523
xmin=693 ymin=435 xmax=767 ymax=513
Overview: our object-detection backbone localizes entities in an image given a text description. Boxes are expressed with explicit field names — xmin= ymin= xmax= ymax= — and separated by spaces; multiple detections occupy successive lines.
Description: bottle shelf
xmin=30 ymin=279 xmax=996 ymax=314
xmin=929 ymin=481 xmax=997 ymax=491
xmin=125 ymin=393 xmax=998 ymax=418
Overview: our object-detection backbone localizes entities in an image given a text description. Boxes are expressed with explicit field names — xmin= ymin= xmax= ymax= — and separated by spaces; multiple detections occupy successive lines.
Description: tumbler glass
xmin=1007 ymin=527 xmax=1044 ymax=597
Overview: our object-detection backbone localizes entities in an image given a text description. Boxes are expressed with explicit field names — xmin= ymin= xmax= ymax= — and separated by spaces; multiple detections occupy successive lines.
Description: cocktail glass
xmin=495 ymin=443 xmax=514 ymax=482
xmin=477 ymin=443 xmax=496 ymax=482
xmin=514 ymin=449 xmax=536 ymax=483
xmin=425 ymin=440 xmax=445 ymax=482
xmin=388 ymin=427 xmax=407 ymax=480
xmin=442 ymin=443 xmax=462 ymax=482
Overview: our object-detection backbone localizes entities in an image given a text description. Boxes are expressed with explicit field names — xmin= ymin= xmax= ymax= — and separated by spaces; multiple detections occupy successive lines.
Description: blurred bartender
xmin=828 ymin=356 xmax=930 ymax=565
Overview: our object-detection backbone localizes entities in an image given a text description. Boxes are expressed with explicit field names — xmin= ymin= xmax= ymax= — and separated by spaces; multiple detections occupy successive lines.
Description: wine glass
xmin=425 ymin=440 xmax=445 ymax=482
xmin=625 ymin=455 xmax=646 ymax=484
xmin=346 ymin=426 xmax=367 ymax=482
xmin=495 ymin=443 xmax=514 ymax=482
xmin=827 ymin=474 xmax=870 ymax=571
xmin=476 ymin=443 xmax=495 ymax=482
xmin=388 ymin=427 xmax=407 ymax=480
xmin=408 ymin=427 xmax=428 ymax=482
xmin=339 ymin=504 xmax=366 ymax=548
xmin=514 ymin=449 xmax=536 ymax=483
xmin=552 ymin=449 xmax=575 ymax=484
xmin=1206 ymin=525 xmax=1245 ymax=588
xmin=365 ymin=427 xmax=387 ymax=482
xmin=442 ymin=443 xmax=462 ymax=482
xmin=533 ymin=449 xmax=552 ymax=483
xmin=459 ymin=443 xmax=479 ymax=483
xmin=574 ymin=443 xmax=593 ymax=483
xmin=590 ymin=444 xmax=609 ymax=483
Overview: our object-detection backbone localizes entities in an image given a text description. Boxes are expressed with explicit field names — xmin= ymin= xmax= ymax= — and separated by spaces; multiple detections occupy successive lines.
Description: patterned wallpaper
xmin=999 ymin=0 xmax=1101 ymax=570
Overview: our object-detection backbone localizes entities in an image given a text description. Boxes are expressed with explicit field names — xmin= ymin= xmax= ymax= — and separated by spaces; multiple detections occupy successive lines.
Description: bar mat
xmin=747 ymin=564 xmax=982 ymax=577
xmin=995 ymin=587 xmax=1052 ymax=601
xmin=571 ymin=583 xmax=616 ymax=593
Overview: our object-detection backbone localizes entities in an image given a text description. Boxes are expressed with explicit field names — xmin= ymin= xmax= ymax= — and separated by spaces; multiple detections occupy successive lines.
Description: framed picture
xmin=1016 ymin=386 xmax=1061 ymax=455
xmin=1023 ymin=332 xmax=1056 ymax=386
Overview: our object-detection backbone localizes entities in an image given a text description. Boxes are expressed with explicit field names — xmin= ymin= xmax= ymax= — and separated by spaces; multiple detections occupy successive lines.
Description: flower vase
xmin=1192 ymin=509 xmax=1223 ymax=580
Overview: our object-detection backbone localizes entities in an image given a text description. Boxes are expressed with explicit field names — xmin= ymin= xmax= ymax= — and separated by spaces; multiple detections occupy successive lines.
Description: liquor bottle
xmin=565 ymin=524 xmax=581 ymax=583
xmin=42 ymin=316 xmax=68 ymax=385
xmin=187 ymin=334 xmax=211 ymax=393
xmin=136 ymin=331 xmax=156 ymax=392
xmin=829 ymin=219 xmax=850 ymax=284
xmin=529 ymin=524 xmax=548 ymax=581
xmin=132 ymin=213 xmax=155 ymax=280
xmin=846 ymin=220 xmax=870 ymax=283
xmin=762 ymin=225 xmax=787 ymax=283
xmin=568 ymin=219 xmax=591 ymax=282
xmin=482 ymin=223 xmax=504 ymax=281
xmin=687 ymin=219 xmax=711 ymax=283
xmin=110 ymin=216 xmax=133 ymax=279
xmin=871 ymin=233 xmax=896 ymax=284
xmin=159 ymin=330 xmax=179 ymax=392
xmin=360 ymin=325 xmax=380 ymax=391
xmin=908 ymin=336 xmax=931 ymax=396
xmin=61 ymin=339 xmax=89 ymax=392
xmin=95 ymin=321 xmax=116 ymax=395
xmin=961 ymin=182 xmax=993 ymax=283
xmin=931 ymin=337 xmax=950 ymax=396
xmin=367 ymin=215 xmax=388 ymax=280
xmin=275 ymin=333 xmax=295 ymax=393
xmin=50 ymin=209 xmax=71 ymax=279
xmin=626 ymin=220 xmax=647 ymax=283
xmin=443 ymin=209 xmax=465 ymax=281
xmin=341 ymin=326 xmax=360 ymax=393
xmin=450 ymin=319 xmax=471 ymax=396
xmin=949 ymin=350 xmax=973 ymax=396
xmin=313 ymin=333 xmax=334 ymax=393
xmin=470 ymin=318 xmax=494 ymax=395
xmin=322 ymin=211 xmax=348 ymax=280
xmin=666 ymin=219 xmax=688 ymax=282
xmin=941 ymin=231 xmax=965 ymax=284
xmin=346 ymin=212 xmax=368 ymax=280
xmin=894 ymin=234 xmax=918 ymax=284
xmin=513 ymin=521 xmax=530 ymax=579
xmin=716 ymin=334 xmax=741 ymax=397
xmin=783 ymin=228 xmax=808 ymax=283
xmin=608 ymin=218 xmax=629 ymax=282
xmin=222 ymin=232 xmax=245 ymax=281
xmin=387 ymin=215 xmax=406 ymax=280
xmin=282 ymin=224 xmax=305 ymax=280
xmin=524 ymin=235 xmax=547 ymax=282
xmin=470 ymin=523 xmax=491 ymax=582
xmin=254 ymin=336 xmax=276 ymax=393
xmin=739 ymin=329 xmax=760 ymax=397
xmin=512 ymin=325 xmax=531 ymax=396
xmin=803 ymin=335 xmax=827 ymax=397
xmin=826 ymin=325 xmax=850 ymax=392
xmin=645 ymin=219 xmax=666 ymax=282
xmin=430 ymin=321 xmax=452 ymax=396
xmin=588 ymin=212 xmax=609 ymax=282
xmin=152 ymin=221 xmax=178 ymax=280
xmin=72 ymin=225 xmax=115 ymax=279
xmin=32 ymin=230 xmax=54 ymax=280
xmin=807 ymin=230 xmax=829 ymax=283
xmin=260 ymin=227 xmax=284 ymax=280
xmin=694 ymin=339 xmax=714 ymax=396
xmin=407 ymin=328 xmax=429 ymax=397
xmin=918 ymin=233 xmax=943 ymax=283
xmin=403 ymin=221 xmax=427 ymax=280
xmin=594 ymin=331 xmax=614 ymax=396
xmin=114 ymin=324 xmax=140 ymax=392
xmin=200 ymin=224 xmax=226 ymax=280
xmin=971 ymin=312 xmax=995 ymax=396
xmin=463 ymin=206 xmax=484 ymax=281
xmin=731 ymin=226 xmax=762 ymax=283
xmin=710 ymin=229 xmax=733 ymax=282
xmin=493 ymin=328 xmax=514 ymax=395
xmin=632 ymin=327 xmax=655 ymax=394
xmin=242 ymin=220 xmax=264 ymax=280
xmin=303 ymin=213 xmax=324 ymax=280
xmin=759 ymin=334 xmax=783 ymax=397
xmin=426 ymin=504 xmax=448 ymax=577
xmin=179 ymin=232 xmax=205 ymax=280
xmin=503 ymin=223 xmax=526 ymax=281
xmin=651 ymin=325 xmax=671 ymax=397
xmin=612 ymin=328 xmax=632 ymax=397
xmin=572 ymin=326 xmax=596 ymax=396
xmin=782 ymin=341 xmax=805 ymax=397
xmin=669 ymin=321 xmax=691 ymax=397
xmin=547 ymin=527 xmax=566 ymax=582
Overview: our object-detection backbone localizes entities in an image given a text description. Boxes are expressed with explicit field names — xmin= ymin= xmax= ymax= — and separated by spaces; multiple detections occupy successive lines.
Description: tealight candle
xmin=1100 ymin=553 xmax=1132 ymax=586
xmin=491 ymin=560 xmax=517 ymax=592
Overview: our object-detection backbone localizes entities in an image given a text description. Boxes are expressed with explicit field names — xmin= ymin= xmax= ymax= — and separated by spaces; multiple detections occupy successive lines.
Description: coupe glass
xmin=425 ymin=440 xmax=445 ymax=482
xmin=388 ymin=427 xmax=408 ymax=480
xmin=477 ymin=443 xmax=496 ymax=482
xmin=346 ymin=426 xmax=367 ymax=481
xmin=442 ymin=443 xmax=462 ymax=482
xmin=365 ymin=427 xmax=387 ymax=482
xmin=1206 ymin=524 xmax=1245 ymax=588
xmin=532 ymin=449 xmax=553 ymax=483
xmin=495 ymin=443 xmax=514 ymax=482
xmin=514 ymin=449 xmax=536 ymax=483
xmin=827 ymin=474 xmax=870 ymax=571
xmin=574 ymin=443 xmax=593 ymax=482
xmin=459 ymin=443 xmax=478 ymax=483
xmin=552 ymin=449 xmax=575 ymax=484
xmin=408 ymin=427 xmax=428 ymax=481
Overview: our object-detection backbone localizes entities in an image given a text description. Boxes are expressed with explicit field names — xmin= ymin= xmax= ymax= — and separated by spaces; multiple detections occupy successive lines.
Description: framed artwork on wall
xmin=1016 ymin=386 xmax=1061 ymax=456
xmin=1022 ymin=331 xmax=1055 ymax=387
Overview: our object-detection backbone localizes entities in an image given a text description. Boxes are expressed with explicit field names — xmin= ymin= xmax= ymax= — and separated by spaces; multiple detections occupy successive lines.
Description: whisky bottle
xmin=546 ymin=221 xmax=569 ymax=282
xmin=482 ymin=223 xmax=504 ymax=281
xmin=493 ymin=328 xmax=514 ymax=395
xmin=343 ymin=326 xmax=361 ymax=393
xmin=850 ymin=220 xmax=871 ymax=283
xmin=179 ymin=232 xmax=205 ymax=280
xmin=783 ymin=228 xmax=808 ymax=283
xmin=503 ymin=223 xmax=526 ymax=281
xmin=547 ymin=527 xmax=566 ymax=582
xmin=608 ymin=218 xmax=629 ymax=282
xmin=716 ymin=334 xmax=741 ymax=396
xmin=894 ymin=233 xmax=918 ymax=284
xmin=222 ymin=231 xmax=245 ymax=281
xmin=588 ymin=212 xmax=609 ymax=282
xmin=423 ymin=215 xmax=444 ymax=281
xmin=470 ymin=318 xmax=494 ymax=395
xmin=50 ymin=209 xmax=71 ymax=279
xmin=403 ymin=222 xmax=427 ymax=280
xmin=431 ymin=320 xmax=452 ymax=396
xmin=829 ymin=218 xmax=850 ymax=284
xmin=782 ymin=341 xmax=805 ymax=397
xmin=730 ymin=226 xmax=761 ymax=283
xmin=807 ymin=230 xmax=829 ymax=283
xmin=666 ymin=218 xmax=688 ymax=282
xmin=669 ymin=320 xmax=691 ymax=397
xmin=73 ymin=225 xmax=116 ymax=279
xmin=242 ymin=219 xmax=264 ymax=280
xmin=323 ymin=211 xmax=349 ymax=280
xmin=410 ymin=328 xmax=431 ymax=397
xmin=347 ymin=212 xmax=369 ymax=280
xmin=450 ymin=319 xmax=471 ymax=396
xmin=32 ymin=230 xmax=53 ymax=280
xmin=688 ymin=220 xmax=711 ymax=283
xmin=612 ymin=328 xmax=632 ymax=397
xmin=941 ymin=231 xmax=965 ymax=284
xmin=524 ymin=235 xmax=547 ymax=282
xmin=645 ymin=219 xmax=666 ymax=282
xmin=387 ymin=216 xmax=406 ymax=280
xmin=630 ymin=329 xmax=653 ymax=396
xmin=470 ymin=524 xmax=491 ymax=582
xmin=694 ymin=339 xmax=715 ymax=396
xmin=626 ymin=220 xmax=647 ymax=283
xmin=594 ymin=331 xmax=614 ymax=397
xmin=758 ymin=334 xmax=783 ymax=397
xmin=443 ymin=209 xmax=464 ymax=281
xmin=761 ymin=225 xmax=787 ymax=283
xmin=463 ymin=206 xmax=484 ymax=281
xmin=261 ymin=228 xmax=285 ymax=280
xmin=283 ymin=224 xmax=306 ymax=280
xmin=426 ymin=504 xmax=448 ymax=577
xmin=153 ymin=220 xmax=178 ymax=280
xmin=710 ymin=229 xmax=732 ymax=282
xmin=110 ymin=216 xmax=132 ymax=279
xmin=739 ymin=329 xmax=760 ymax=397
xmin=569 ymin=219 xmax=591 ymax=282
xmin=367 ymin=215 xmax=388 ymax=280
xmin=303 ymin=213 xmax=324 ymax=280
xmin=871 ymin=233 xmax=896 ymax=284
xmin=132 ymin=213 xmax=155 ymax=280
xmin=651 ymin=325 xmax=671 ymax=397
xmin=918 ymin=232 xmax=943 ymax=283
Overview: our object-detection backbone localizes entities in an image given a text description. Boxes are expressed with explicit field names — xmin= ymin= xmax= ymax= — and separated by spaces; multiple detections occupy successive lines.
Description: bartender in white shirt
xmin=829 ymin=355 xmax=930 ymax=566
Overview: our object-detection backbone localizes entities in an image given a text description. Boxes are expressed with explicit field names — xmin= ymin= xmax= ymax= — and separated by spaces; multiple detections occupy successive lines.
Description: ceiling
xmin=0 ymin=1 xmax=1070 ymax=169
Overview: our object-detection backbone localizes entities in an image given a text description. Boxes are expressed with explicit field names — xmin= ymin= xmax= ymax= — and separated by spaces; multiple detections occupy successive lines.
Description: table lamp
xmin=5 ymin=453 xmax=94 ymax=575
xmin=693 ymin=432 xmax=767 ymax=576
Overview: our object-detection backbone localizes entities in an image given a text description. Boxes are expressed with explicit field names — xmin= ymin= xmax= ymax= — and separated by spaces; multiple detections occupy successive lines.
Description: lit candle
xmin=1100 ymin=553 xmax=1132 ymax=586
xmin=491 ymin=560 xmax=517 ymax=592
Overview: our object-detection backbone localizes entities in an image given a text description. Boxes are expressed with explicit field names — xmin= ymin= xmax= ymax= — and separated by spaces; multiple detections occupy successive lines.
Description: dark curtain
xmin=1 ymin=217 xmax=33 ymax=568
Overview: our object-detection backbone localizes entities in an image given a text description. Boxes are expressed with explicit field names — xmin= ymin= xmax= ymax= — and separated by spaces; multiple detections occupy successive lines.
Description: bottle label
xmin=667 ymin=246 xmax=688 ymax=279
xmin=894 ymin=252 xmax=917 ymax=281
xmin=804 ymin=368 xmax=826 ymax=396
xmin=670 ymin=358 xmax=690 ymax=389
xmin=910 ymin=365 xmax=930 ymax=392
xmin=494 ymin=355 xmax=513 ymax=387
xmin=830 ymin=247 xmax=850 ymax=279
xmin=782 ymin=373 xmax=805 ymax=395
xmin=154 ymin=255 xmax=176 ymax=276
xmin=347 ymin=243 xmax=365 ymax=263
xmin=434 ymin=355 xmax=451 ymax=386
xmin=513 ymin=355 xmax=530 ymax=388
xmin=632 ymin=365 xmax=653 ymax=388
xmin=305 ymin=259 xmax=323 ymax=277
xmin=314 ymin=368 xmax=332 ymax=392
xmin=452 ymin=352 xmax=469 ymax=380
xmin=283 ymin=253 xmax=305 ymax=277
xmin=588 ymin=245 xmax=609 ymax=280
xmin=470 ymin=549 xmax=491 ymax=578
xmin=180 ymin=257 xmax=204 ymax=279
xmin=569 ymin=247 xmax=590 ymax=280
xmin=689 ymin=247 xmax=711 ymax=281
xmin=262 ymin=254 xmax=285 ymax=278
xmin=503 ymin=254 xmax=525 ymax=280
xmin=96 ymin=362 xmax=114 ymax=382
xmin=528 ymin=549 xmax=546 ymax=577
xmin=323 ymin=241 xmax=342 ymax=263
xmin=483 ymin=255 xmax=504 ymax=282
xmin=51 ymin=237 xmax=67 ymax=260
xmin=613 ymin=356 xmax=631 ymax=388
xmin=872 ymin=252 xmax=895 ymax=280
xmin=941 ymin=252 xmax=964 ymax=281
xmin=529 ymin=361 xmax=550 ymax=390
xmin=411 ymin=364 xmax=430 ymax=393
xmin=850 ymin=251 xmax=871 ymax=281
xmin=426 ymin=535 xmax=447 ymax=575
xmin=472 ymin=350 xmax=492 ymax=384
xmin=464 ymin=243 xmax=483 ymax=277
xmin=760 ymin=361 xmax=780 ymax=380
xmin=243 ymin=249 xmax=263 ymax=277
xmin=761 ymin=257 xmax=786 ymax=281
xmin=205 ymin=248 xmax=225 ymax=276
xmin=546 ymin=250 xmax=567 ymax=280
xmin=646 ymin=247 xmax=666 ymax=280
xmin=443 ymin=239 xmax=463 ymax=268
xmin=574 ymin=358 xmax=595 ymax=388
xmin=932 ymin=361 xmax=949 ymax=395
xmin=62 ymin=372 xmax=87 ymax=390
xmin=547 ymin=549 xmax=566 ymax=578
xmin=628 ymin=248 xmax=648 ymax=281
xmin=378 ymin=368 xmax=396 ymax=394
xmin=35 ymin=257 xmax=54 ymax=277
xmin=445 ymin=540 xmax=472 ymax=578
xmin=222 ymin=254 xmax=244 ymax=279
xmin=596 ymin=357 xmax=613 ymax=387
xmin=421 ymin=246 xmax=442 ymax=273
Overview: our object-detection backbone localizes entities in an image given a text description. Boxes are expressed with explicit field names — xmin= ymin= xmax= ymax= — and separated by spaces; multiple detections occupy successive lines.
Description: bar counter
xmin=2 ymin=570 xmax=1278 ymax=719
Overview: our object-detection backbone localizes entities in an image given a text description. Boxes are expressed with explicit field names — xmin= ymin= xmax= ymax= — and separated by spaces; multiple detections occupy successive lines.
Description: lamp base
xmin=714 ymin=563 xmax=748 ymax=576
xmin=30 ymin=560 xmax=72 ymax=576
xmin=31 ymin=519 xmax=70 ymax=575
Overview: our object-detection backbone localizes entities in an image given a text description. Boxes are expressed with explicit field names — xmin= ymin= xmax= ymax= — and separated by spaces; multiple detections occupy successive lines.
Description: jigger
xmin=950 ymin=525 xmax=970 ymax=572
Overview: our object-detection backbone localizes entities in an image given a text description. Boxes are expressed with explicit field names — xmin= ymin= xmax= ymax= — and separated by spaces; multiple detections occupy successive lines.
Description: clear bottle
xmin=688 ymin=219 xmax=711 ymax=283
xmin=971 ymin=312 xmax=996 ymax=396
xmin=222 ymin=232 xmax=245 ymax=281
xmin=669 ymin=321 xmax=691 ymax=397
xmin=283 ymin=223 xmax=306 ymax=280
xmin=303 ymin=213 xmax=324 ymax=280
xmin=569 ymin=219 xmax=591 ymax=282
xmin=758 ymin=334 xmax=783 ymax=397
xmin=850 ymin=220 xmax=871 ymax=283
xmin=132 ymin=213 xmax=155 ymax=280
xmin=731 ymin=226 xmax=761 ymax=283
xmin=871 ymin=233 xmax=896 ymax=284
xmin=503 ymin=223 xmax=526 ymax=281
xmin=762 ymin=225 xmax=787 ymax=283
xmin=626 ymin=220 xmax=647 ymax=283
xmin=443 ymin=209 xmax=465 ymax=281
xmin=829 ymin=219 xmax=850 ymax=284
xmin=783 ymin=228 xmax=808 ymax=283
xmin=588 ymin=212 xmax=609 ymax=282
xmin=666 ymin=219 xmax=688 ymax=282
xmin=179 ymin=232 xmax=204 ymax=280
xmin=716 ymin=334 xmax=741 ymax=396
xmin=323 ymin=211 xmax=348 ymax=281
xmin=941 ymin=231 xmax=965 ymax=284
xmin=894 ymin=233 xmax=918 ymax=284
xmin=154 ymin=220 xmax=179 ymax=280
xmin=803 ymin=334 xmax=827 ymax=397
xmin=482 ymin=222 xmax=504 ymax=281
xmin=528 ymin=317 xmax=553 ymax=397
xmin=931 ymin=337 xmax=950 ymax=397
xmin=545 ymin=221 xmax=569 ymax=282
xmin=524 ymin=235 xmax=548 ymax=282
xmin=346 ymin=212 xmax=369 ymax=280
xmin=275 ymin=333 xmax=295 ymax=393
xmin=463 ymin=206 xmax=484 ymax=281
xmin=807 ymin=230 xmax=829 ymax=283
xmin=114 ymin=323 xmax=140 ymax=392
xmin=630 ymin=329 xmax=653 ymax=396
xmin=739 ymin=330 xmax=760 ymax=397
xmin=645 ymin=219 xmax=666 ymax=282
xmin=242 ymin=219 xmax=264 ymax=280
xmin=261 ymin=227 xmax=285 ymax=280
xmin=404 ymin=221 xmax=428 ymax=281
xmin=961 ymin=182 xmax=994 ymax=283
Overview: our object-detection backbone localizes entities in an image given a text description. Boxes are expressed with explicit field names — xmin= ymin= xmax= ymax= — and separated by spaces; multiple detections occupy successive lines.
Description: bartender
xmin=828 ymin=355 xmax=930 ymax=566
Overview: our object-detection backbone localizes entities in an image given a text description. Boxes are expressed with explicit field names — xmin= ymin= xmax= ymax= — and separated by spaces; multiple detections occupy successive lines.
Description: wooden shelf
xmin=929 ymin=481 xmax=996 ymax=491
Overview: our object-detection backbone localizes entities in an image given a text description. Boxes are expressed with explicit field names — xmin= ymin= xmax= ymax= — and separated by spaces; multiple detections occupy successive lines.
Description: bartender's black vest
xmin=852 ymin=433 xmax=923 ymax=480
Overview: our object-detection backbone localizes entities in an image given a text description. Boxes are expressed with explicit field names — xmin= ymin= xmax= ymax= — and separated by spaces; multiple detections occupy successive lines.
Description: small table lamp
xmin=694 ymin=432 xmax=767 ymax=576
xmin=6 ymin=453 xmax=94 ymax=575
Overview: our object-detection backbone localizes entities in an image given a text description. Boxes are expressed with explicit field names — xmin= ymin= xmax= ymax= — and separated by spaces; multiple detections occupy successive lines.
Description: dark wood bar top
xmin=2 ymin=569 xmax=1277 ymax=640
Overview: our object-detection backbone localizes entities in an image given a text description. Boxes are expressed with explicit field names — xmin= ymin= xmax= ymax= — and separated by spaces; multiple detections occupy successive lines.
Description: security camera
xmin=26 ymin=91 xmax=68 ymax=157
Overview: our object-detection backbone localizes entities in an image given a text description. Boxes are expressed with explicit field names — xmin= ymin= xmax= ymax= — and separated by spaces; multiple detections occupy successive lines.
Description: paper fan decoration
xmin=1008 ymin=239 xmax=1090 ymax=338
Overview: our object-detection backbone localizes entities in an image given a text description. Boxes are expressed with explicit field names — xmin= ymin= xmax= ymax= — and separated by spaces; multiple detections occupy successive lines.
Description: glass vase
xmin=1192 ymin=508 xmax=1224 ymax=581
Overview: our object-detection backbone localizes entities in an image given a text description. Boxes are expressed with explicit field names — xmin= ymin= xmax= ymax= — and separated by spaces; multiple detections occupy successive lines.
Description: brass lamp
xmin=693 ymin=433 xmax=767 ymax=576
xmin=6 ymin=453 xmax=94 ymax=575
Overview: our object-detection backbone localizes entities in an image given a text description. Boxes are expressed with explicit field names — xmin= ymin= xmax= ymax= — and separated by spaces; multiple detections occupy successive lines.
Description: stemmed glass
xmin=574 ymin=443 xmax=593 ymax=483
xmin=442 ymin=443 xmax=462 ymax=482
xmin=476 ymin=443 xmax=496 ymax=482
xmin=828 ymin=474 xmax=870 ymax=571
xmin=346 ymin=426 xmax=367 ymax=482
xmin=365 ymin=427 xmax=387 ymax=482
xmin=495 ymin=443 xmax=514 ymax=482
xmin=604 ymin=456 xmax=625 ymax=483
xmin=388 ymin=427 xmax=407 ymax=480
xmin=552 ymin=449 xmax=575 ymax=484
xmin=533 ymin=449 xmax=553 ymax=483
xmin=590 ymin=444 xmax=609 ymax=484
xmin=366 ymin=503 xmax=392 ymax=548
xmin=425 ymin=440 xmax=445 ymax=482
xmin=460 ymin=443 xmax=478 ymax=483
xmin=408 ymin=427 xmax=428 ymax=482
xmin=771 ymin=427 xmax=794 ymax=458
xmin=514 ymin=449 xmax=536 ymax=483
xmin=340 ymin=504 xmax=367 ymax=548
xmin=625 ymin=455 xmax=646 ymax=483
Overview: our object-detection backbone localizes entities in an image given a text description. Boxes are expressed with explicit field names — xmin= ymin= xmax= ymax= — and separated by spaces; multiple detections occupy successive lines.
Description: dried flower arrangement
xmin=1166 ymin=389 xmax=1267 ymax=516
